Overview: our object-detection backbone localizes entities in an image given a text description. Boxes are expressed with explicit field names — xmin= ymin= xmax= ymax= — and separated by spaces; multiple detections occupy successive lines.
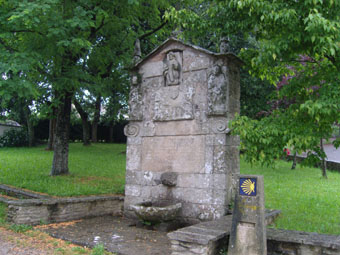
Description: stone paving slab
xmin=36 ymin=215 xmax=172 ymax=255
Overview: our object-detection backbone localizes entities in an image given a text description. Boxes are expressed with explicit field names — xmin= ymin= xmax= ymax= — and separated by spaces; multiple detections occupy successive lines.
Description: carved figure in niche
xmin=163 ymin=52 xmax=181 ymax=86
xmin=207 ymin=63 xmax=228 ymax=116
xmin=128 ymin=88 xmax=143 ymax=120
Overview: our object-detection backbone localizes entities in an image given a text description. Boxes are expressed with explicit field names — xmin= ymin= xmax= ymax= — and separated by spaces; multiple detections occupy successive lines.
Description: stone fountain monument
xmin=124 ymin=37 xmax=242 ymax=224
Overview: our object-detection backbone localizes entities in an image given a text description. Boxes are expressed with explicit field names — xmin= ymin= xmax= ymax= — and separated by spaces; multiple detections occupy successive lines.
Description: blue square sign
xmin=239 ymin=178 xmax=257 ymax=196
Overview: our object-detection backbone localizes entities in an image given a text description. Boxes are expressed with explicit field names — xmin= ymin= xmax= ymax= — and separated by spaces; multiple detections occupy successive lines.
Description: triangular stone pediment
xmin=133 ymin=37 xmax=243 ymax=70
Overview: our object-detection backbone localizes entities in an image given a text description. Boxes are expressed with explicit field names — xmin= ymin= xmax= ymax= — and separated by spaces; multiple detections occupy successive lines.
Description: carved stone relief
xmin=128 ymin=87 xmax=143 ymax=120
xmin=124 ymin=124 xmax=140 ymax=137
xmin=153 ymin=85 xmax=194 ymax=121
xmin=207 ymin=63 xmax=228 ymax=116
xmin=213 ymin=119 xmax=230 ymax=134
xmin=143 ymin=121 xmax=155 ymax=137
xmin=163 ymin=51 xmax=182 ymax=86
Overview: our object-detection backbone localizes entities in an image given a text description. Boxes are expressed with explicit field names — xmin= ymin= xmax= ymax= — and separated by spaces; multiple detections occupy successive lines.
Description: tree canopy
xmin=168 ymin=0 xmax=340 ymax=176
xmin=0 ymin=0 xmax=176 ymax=175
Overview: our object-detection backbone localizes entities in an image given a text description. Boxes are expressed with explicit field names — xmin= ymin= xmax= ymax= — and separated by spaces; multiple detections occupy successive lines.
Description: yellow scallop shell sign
xmin=240 ymin=178 xmax=256 ymax=196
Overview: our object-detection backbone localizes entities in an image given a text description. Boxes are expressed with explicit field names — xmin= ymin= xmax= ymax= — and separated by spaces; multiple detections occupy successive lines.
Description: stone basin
xmin=130 ymin=201 xmax=182 ymax=223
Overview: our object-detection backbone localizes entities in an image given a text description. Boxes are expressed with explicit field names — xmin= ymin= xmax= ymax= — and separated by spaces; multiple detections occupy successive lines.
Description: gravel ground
xmin=36 ymin=215 xmax=172 ymax=255
xmin=0 ymin=228 xmax=49 ymax=255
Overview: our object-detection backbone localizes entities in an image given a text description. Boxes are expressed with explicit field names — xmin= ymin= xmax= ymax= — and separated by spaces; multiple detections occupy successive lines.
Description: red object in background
xmin=284 ymin=148 xmax=290 ymax=156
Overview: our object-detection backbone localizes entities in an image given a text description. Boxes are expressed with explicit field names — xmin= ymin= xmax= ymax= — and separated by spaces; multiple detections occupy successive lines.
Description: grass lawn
xmin=0 ymin=143 xmax=126 ymax=196
xmin=0 ymin=143 xmax=340 ymax=235
xmin=241 ymin=159 xmax=340 ymax=235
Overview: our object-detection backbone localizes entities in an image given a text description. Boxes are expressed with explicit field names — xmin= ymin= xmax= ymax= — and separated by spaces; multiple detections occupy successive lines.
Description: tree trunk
xmin=74 ymin=99 xmax=91 ymax=146
xmin=91 ymin=95 xmax=101 ymax=143
xmin=50 ymin=92 xmax=72 ymax=176
xmin=291 ymin=152 xmax=297 ymax=170
xmin=320 ymin=138 xmax=327 ymax=179
xmin=46 ymin=107 xmax=56 ymax=151
xmin=24 ymin=105 xmax=35 ymax=147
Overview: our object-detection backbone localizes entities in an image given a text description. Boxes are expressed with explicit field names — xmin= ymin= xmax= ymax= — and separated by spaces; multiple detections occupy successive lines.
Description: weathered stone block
xmin=139 ymin=185 xmax=168 ymax=199
xmin=153 ymin=84 xmax=194 ymax=121
xmin=139 ymin=60 xmax=163 ymax=78
xmin=228 ymin=175 xmax=266 ymax=255
xmin=177 ymin=174 xmax=211 ymax=189
xmin=160 ymin=172 xmax=178 ymax=187
xmin=154 ymin=120 xmax=202 ymax=136
xmin=125 ymin=170 xmax=162 ymax=186
xmin=125 ymin=38 xmax=242 ymax=222
xmin=127 ymin=136 xmax=142 ymax=145
xmin=225 ymin=146 xmax=240 ymax=173
xmin=6 ymin=195 xmax=123 ymax=225
xmin=204 ymin=146 xmax=214 ymax=174
xmin=126 ymin=145 xmax=141 ymax=171
xmin=141 ymin=136 xmax=205 ymax=173
xmin=183 ymin=48 xmax=212 ymax=72
xmin=213 ymin=145 xmax=227 ymax=174
xmin=124 ymin=184 xmax=141 ymax=197
xmin=172 ymin=188 xmax=213 ymax=204
xmin=179 ymin=202 xmax=226 ymax=221
xmin=228 ymin=97 xmax=240 ymax=118
xmin=225 ymin=135 xmax=240 ymax=146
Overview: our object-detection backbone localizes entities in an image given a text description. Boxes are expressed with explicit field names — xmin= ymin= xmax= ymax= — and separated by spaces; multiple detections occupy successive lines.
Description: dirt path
xmin=0 ymin=226 xmax=97 ymax=255
xmin=37 ymin=215 xmax=172 ymax=255
xmin=0 ymin=227 xmax=50 ymax=255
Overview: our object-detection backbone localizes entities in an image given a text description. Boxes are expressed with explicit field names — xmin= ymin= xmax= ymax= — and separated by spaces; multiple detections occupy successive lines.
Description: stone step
xmin=168 ymin=210 xmax=340 ymax=255
xmin=168 ymin=209 xmax=280 ymax=245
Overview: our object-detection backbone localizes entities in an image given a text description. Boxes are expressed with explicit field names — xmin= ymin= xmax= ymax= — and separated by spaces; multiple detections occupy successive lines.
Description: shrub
xmin=0 ymin=128 xmax=28 ymax=147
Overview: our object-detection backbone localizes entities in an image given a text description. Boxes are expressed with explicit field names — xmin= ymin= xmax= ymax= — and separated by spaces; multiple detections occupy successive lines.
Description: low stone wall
xmin=0 ymin=184 xmax=124 ymax=225
xmin=267 ymin=229 xmax=340 ymax=255
xmin=0 ymin=184 xmax=51 ymax=199
xmin=6 ymin=195 xmax=124 ymax=225
xmin=0 ymin=124 xmax=21 ymax=137
xmin=287 ymin=155 xmax=340 ymax=173
xmin=168 ymin=211 xmax=340 ymax=255
xmin=168 ymin=215 xmax=232 ymax=255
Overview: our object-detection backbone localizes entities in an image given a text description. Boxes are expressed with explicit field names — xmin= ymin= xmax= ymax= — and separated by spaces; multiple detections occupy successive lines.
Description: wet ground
xmin=36 ymin=215 xmax=172 ymax=255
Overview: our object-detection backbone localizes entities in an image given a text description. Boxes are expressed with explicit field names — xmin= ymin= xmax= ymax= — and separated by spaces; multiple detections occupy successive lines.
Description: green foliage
xmin=91 ymin=244 xmax=105 ymax=255
xmin=72 ymin=247 xmax=88 ymax=254
xmin=168 ymin=0 xmax=340 ymax=171
xmin=9 ymin=223 xmax=33 ymax=233
xmin=0 ymin=0 xmax=178 ymax=173
xmin=0 ymin=202 xmax=6 ymax=225
xmin=71 ymin=247 xmax=88 ymax=254
xmin=141 ymin=220 xmax=152 ymax=226
xmin=0 ymin=128 xmax=28 ymax=147
xmin=219 ymin=248 xmax=228 ymax=255
xmin=54 ymin=248 xmax=66 ymax=254
xmin=240 ymin=69 xmax=274 ymax=118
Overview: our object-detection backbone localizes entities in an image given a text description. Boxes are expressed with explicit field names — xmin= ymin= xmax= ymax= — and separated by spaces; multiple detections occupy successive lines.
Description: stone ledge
xmin=6 ymin=194 xmax=124 ymax=225
xmin=168 ymin=210 xmax=340 ymax=255
xmin=0 ymin=185 xmax=124 ymax=225
xmin=0 ymin=184 xmax=51 ymax=199
xmin=5 ymin=195 xmax=124 ymax=207
xmin=168 ymin=210 xmax=279 ymax=247
xmin=287 ymin=155 xmax=340 ymax=173
xmin=267 ymin=228 xmax=340 ymax=250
